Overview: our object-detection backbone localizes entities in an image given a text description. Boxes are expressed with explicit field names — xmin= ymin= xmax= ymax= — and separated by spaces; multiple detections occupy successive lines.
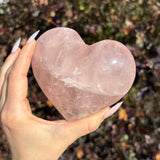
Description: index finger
xmin=7 ymin=40 xmax=36 ymax=104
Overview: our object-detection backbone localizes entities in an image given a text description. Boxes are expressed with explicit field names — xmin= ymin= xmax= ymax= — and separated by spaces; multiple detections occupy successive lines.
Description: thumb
xmin=64 ymin=102 xmax=122 ymax=143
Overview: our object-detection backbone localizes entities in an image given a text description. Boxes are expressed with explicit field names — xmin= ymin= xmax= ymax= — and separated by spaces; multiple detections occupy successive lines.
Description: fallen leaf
xmin=125 ymin=19 xmax=133 ymax=27
xmin=155 ymin=152 xmax=160 ymax=160
xmin=46 ymin=100 xmax=53 ymax=107
xmin=76 ymin=150 xmax=84 ymax=159
xmin=118 ymin=108 xmax=128 ymax=121
xmin=50 ymin=11 xmax=55 ymax=17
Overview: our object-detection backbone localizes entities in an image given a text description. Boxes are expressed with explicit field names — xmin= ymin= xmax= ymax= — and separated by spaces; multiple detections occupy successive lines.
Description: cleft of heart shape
xmin=32 ymin=27 xmax=136 ymax=121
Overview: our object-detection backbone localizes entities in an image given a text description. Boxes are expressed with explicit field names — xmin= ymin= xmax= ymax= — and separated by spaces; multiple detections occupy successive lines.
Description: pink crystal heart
xmin=32 ymin=27 xmax=136 ymax=121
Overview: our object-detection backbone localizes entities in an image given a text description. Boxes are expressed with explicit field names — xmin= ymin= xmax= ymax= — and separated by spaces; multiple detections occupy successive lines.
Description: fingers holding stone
xmin=1 ymin=32 xmax=39 ymax=120
xmin=0 ymin=34 xmax=39 ymax=126
xmin=10 ymin=30 xmax=39 ymax=79
xmin=7 ymin=40 xmax=36 ymax=104
xmin=61 ymin=107 xmax=110 ymax=144
xmin=60 ymin=102 xmax=122 ymax=145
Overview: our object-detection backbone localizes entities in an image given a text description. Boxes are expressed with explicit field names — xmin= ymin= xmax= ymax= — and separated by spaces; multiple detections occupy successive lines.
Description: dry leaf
xmin=76 ymin=150 xmax=84 ymax=159
xmin=155 ymin=153 xmax=160 ymax=160
xmin=50 ymin=11 xmax=56 ymax=17
xmin=46 ymin=100 xmax=53 ymax=107
xmin=118 ymin=108 xmax=128 ymax=121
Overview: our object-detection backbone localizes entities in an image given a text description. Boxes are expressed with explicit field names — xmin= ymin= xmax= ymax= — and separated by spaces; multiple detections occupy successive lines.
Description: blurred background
xmin=0 ymin=0 xmax=160 ymax=159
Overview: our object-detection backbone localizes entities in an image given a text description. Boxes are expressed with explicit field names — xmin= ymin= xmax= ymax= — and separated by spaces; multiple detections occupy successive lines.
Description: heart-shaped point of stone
xmin=32 ymin=27 xmax=136 ymax=121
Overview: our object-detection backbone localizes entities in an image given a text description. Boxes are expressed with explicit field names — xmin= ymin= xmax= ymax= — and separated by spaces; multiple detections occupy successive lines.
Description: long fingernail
xmin=11 ymin=37 xmax=21 ymax=53
xmin=104 ymin=102 xmax=123 ymax=119
xmin=26 ymin=30 xmax=40 ymax=44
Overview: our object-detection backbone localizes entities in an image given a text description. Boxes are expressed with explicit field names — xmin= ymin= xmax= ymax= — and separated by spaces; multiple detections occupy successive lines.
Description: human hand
xmin=0 ymin=31 xmax=122 ymax=160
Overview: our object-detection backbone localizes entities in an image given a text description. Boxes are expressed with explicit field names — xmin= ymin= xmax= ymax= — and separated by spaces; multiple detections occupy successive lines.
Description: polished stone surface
xmin=32 ymin=27 xmax=136 ymax=121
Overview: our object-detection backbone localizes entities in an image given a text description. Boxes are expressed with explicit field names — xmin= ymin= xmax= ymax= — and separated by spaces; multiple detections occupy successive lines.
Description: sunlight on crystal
xmin=112 ymin=59 xmax=117 ymax=64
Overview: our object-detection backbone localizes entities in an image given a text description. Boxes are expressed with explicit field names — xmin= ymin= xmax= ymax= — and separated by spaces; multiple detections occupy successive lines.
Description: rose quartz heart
xmin=32 ymin=27 xmax=136 ymax=121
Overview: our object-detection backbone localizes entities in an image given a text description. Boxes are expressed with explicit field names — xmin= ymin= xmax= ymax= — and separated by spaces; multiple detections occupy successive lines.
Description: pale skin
xmin=0 ymin=39 xmax=121 ymax=160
